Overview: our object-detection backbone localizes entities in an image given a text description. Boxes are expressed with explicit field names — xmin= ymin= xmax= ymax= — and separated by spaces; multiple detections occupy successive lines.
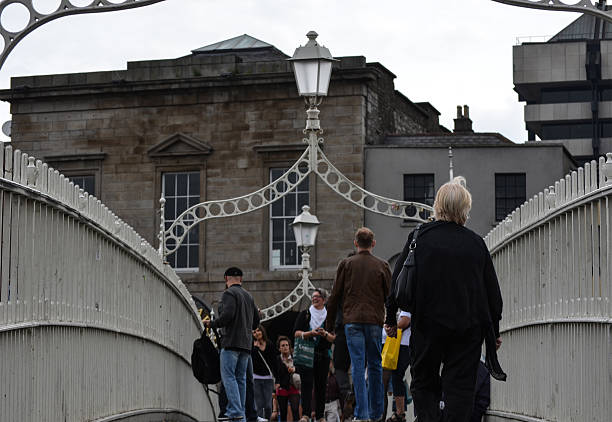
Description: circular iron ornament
xmin=0 ymin=0 xmax=167 ymax=70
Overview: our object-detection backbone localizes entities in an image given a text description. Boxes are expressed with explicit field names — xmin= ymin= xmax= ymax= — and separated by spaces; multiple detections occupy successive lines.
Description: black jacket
xmin=386 ymin=220 xmax=503 ymax=336
xmin=293 ymin=309 xmax=333 ymax=357
xmin=251 ymin=342 xmax=278 ymax=379
xmin=211 ymin=284 xmax=260 ymax=351
xmin=276 ymin=355 xmax=292 ymax=390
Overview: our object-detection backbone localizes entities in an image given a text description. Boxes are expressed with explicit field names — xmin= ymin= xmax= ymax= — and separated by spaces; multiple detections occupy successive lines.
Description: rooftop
xmin=192 ymin=34 xmax=273 ymax=53
xmin=381 ymin=133 xmax=514 ymax=148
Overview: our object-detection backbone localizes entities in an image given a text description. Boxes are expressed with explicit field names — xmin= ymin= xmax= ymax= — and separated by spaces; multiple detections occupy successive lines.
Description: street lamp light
xmin=288 ymin=31 xmax=337 ymax=104
xmin=291 ymin=205 xmax=320 ymax=254
xmin=291 ymin=205 xmax=320 ymax=299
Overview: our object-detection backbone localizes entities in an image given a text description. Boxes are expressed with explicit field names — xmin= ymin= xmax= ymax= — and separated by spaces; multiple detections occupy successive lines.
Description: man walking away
xmin=206 ymin=267 xmax=260 ymax=422
xmin=326 ymin=228 xmax=392 ymax=422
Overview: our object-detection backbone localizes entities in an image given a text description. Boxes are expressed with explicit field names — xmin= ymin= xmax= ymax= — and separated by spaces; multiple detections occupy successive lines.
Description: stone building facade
xmin=0 ymin=35 xmax=441 ymax=308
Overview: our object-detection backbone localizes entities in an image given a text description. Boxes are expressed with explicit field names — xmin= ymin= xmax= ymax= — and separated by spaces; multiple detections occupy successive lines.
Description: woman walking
xmin=274 ymin=336 xmax=301 ymax=422
xmin=293 ymin=289 xmax=336 ymax=422
xmin=386 ymin=177 xmax=503 ymax=422
xmin=252 ymin=325 xmax=278 ymax=421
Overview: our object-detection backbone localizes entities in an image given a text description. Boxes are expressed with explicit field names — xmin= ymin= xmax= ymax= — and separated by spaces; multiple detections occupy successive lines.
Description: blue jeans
xmin=221 ymin=348 xmax=250 ymax=421
xmin=345 ymin=323 xmax=384 ymax=420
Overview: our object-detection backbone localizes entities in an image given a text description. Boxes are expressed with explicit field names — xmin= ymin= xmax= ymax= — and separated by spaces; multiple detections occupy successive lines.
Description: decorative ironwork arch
xmin=159 ymin=106 xmax=433 ymax=321
xmin=491 ymin=0 xmax=612 ymax=23
xmin=0 ymin=0 xmax=166 ymax=70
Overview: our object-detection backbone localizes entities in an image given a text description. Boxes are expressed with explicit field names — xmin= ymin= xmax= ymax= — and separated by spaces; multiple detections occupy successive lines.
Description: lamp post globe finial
xmin=306 ymin=31 xmax=318 ymax=42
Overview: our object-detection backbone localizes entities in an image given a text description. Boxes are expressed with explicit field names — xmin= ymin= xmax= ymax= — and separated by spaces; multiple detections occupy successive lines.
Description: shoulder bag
xmin=393 ymin=224 xmax=423 ymax=312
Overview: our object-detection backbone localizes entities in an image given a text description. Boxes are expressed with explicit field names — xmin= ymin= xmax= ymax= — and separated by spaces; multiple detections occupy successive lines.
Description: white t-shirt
xmin=381 ymin=311 xmax=411 ymax=346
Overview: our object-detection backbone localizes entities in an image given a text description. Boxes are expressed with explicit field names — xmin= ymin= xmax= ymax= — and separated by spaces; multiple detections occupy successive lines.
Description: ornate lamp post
xmin=159 ymin=32 xmax=433 ymax=321
xmin=291 ymin=205 xmax=320 ymax=296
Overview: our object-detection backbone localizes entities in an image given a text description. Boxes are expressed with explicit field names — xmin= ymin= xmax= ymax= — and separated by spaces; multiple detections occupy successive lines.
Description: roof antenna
xmin=448 ymin=146 xmax=454 ymax=181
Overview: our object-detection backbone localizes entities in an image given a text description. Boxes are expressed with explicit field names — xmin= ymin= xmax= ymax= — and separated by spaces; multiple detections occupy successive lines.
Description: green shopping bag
xmin=293 ymin=336 xmax=316 ymax=368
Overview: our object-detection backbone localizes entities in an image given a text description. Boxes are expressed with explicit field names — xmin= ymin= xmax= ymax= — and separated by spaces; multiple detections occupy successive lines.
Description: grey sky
xmin=0 ymin=0 xmax=579 ymax=142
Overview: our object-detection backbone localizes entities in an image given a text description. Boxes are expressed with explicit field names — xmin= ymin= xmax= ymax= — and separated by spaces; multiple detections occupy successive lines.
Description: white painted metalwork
xmin=0 ymin=0 xmax=167 ymax=70
xmin=0 ymin=144 xmax=212 ymax=421
xmin=492 ymin=0 xmax=612 ymax=24
xmin=484 ymin=153 xmax=612 ymax=422
xmin=160 ymin=105 xmax=433 ymax=321
xmin=161 ymin=107 xmax=432 ymax=257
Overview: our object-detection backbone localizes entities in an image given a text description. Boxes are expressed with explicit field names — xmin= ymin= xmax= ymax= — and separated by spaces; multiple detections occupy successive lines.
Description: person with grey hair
xmin=385 ymin=177 xmax=503 ymax=422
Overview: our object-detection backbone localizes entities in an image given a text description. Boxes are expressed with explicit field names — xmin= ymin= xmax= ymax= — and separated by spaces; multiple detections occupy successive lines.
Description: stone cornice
xmin=0 ymin=67 xmax=379 ymax=101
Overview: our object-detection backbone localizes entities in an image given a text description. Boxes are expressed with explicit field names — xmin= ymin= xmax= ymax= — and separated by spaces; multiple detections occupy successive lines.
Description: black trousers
xmin=277 ymin=393 xmax=300 ymax=422
xmin=333 ymin=327 xmax=352 ymax=410
xmin=297 ymin=353 xmax=330 ymax=420
xmin=409 ymin=320 xmax=483 ymax=422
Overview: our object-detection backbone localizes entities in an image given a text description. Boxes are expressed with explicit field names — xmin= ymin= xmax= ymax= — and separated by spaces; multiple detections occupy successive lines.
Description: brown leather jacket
xmin=326 ymin=250 xmax=391 ymax=330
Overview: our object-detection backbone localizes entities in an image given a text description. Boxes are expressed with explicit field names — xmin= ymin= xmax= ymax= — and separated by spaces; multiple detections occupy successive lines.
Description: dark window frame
xmin=495 ymin=173 xmax=526 ymax=221
xmin=403 ymin=173 xmax=435 ymax=221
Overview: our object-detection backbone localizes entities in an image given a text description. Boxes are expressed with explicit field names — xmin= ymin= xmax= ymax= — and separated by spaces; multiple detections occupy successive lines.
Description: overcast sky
xmin=0 ymin=0 xmax=580 ymax=143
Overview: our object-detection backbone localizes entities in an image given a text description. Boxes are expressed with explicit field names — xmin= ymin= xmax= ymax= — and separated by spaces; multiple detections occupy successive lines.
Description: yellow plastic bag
xmin=381 ymin=328 xmax=402 ymax=370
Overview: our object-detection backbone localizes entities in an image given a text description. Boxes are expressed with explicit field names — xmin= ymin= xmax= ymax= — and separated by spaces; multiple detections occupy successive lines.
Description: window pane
xmin=285 ymin=218 xmax=295 ymax=241
xmin=189 ymin=174 xmax=200 ymax=196
xmin=163 ymin=172 xmax=200 ymax=269
xmin=495 ymin=173 xmax=526 ymax=221
xmin=164 ymin=174 xmax=175 ymax=196
xmin=270 ymin=168 xmax=309 ymax=269
xmin=189 ymin=196 xmax=199 ymax=208
xmin=177 ymin=173 xmax=188 ymax=196
xmin=272 ymin=199 xmax=283 ymax=216
xmin=165 ymin=199 xmax=176 ymax=220
xmin=285 ymin=242 xmax=297 ymax=266
xmin=177 ymin=198 xmax=187 ymax=215
xmin=297 ymin=193 xmax=309 ymax=211
xmin=272 ymin=242 xmax=284 ymax=266
xmin=189 ymin=246 xmax=199 ymax=268
xmin=284 ymin=194 xmax=296 ymax=216
xmin=272 ymin=219 xmax=284 ymax=242
xmin=176 ymin=246 xmax=188 ymax=268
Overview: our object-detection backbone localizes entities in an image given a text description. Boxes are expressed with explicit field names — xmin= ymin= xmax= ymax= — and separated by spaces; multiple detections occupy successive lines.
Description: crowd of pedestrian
xmin=206 ymin=177 xmax=504 ymax=422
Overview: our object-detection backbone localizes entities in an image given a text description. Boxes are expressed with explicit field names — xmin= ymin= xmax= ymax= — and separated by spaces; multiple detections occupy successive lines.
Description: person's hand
xmin=384 ymin=324 xmax=397 ymax=338
xmin=495 ymin=336 xmax=502 ymax=350
xmin=315 ymin=327 xmax=326 ymax=336
xmin=288 ymin=366 xmax=295 ymax=374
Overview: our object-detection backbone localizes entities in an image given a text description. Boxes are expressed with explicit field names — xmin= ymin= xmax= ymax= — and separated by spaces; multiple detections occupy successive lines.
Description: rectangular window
xmin=163 ymin=172 xmax=200 ymax=270
xmin=270 ymin=168 xmax=309 ymax=269
xmin=403 ymin=174 xmax=434 ymax=220
xmin=67 ymin=175 xmax=95 ymax=195
xmin=495 ymin=173 xmax=526 ymax=221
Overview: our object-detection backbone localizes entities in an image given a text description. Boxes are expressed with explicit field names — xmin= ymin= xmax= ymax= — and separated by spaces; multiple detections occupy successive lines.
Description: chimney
xmin=453 ymin=104 xmax=473 ymax=133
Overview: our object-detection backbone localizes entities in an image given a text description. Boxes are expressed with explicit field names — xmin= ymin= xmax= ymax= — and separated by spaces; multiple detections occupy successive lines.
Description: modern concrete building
xmin=0 ymin=34 xmax=443 ymax=307
xmin=365 ymin=107 xmax=575 ymax=267
xmin=513 ymin=13 xmax=612 ymax=164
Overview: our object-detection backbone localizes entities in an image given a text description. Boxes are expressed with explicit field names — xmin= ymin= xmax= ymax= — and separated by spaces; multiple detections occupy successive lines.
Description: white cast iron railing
xmin=0 ymin=143 xmax=212 ymax=421
xmin=484 ymin=154 xmax=612 ymax=422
